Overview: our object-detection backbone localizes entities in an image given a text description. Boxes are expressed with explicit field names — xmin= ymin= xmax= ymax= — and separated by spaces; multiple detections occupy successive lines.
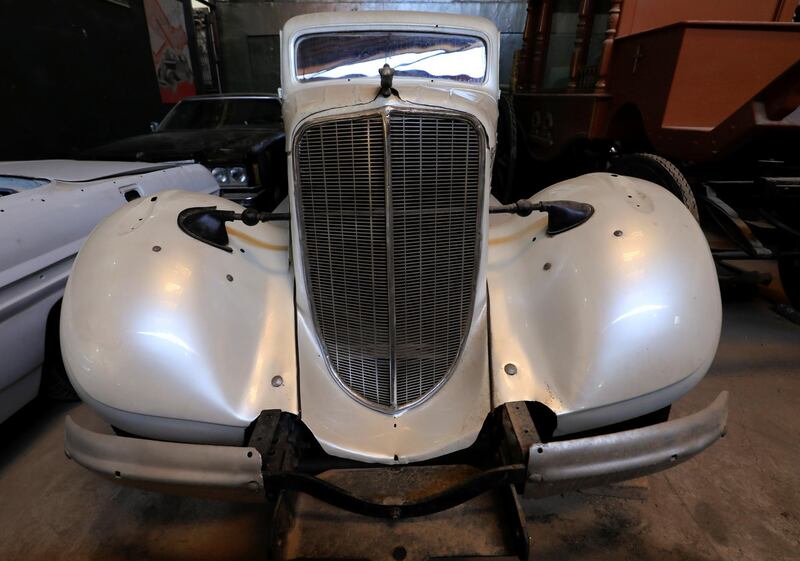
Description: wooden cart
xmin=501 ymin=0 xmax=800 ymax=307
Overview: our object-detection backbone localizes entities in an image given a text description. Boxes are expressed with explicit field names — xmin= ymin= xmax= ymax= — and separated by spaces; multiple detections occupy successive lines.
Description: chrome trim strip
xmin=0 ymin=254 xmax=73 ymax=323
xmin=64 ymin=415 xmax=266 ymax=503
xmin=383 ymin=114 xmax=399 ymax=409
xmin=527 ymin=392 xmax=729 ymax=497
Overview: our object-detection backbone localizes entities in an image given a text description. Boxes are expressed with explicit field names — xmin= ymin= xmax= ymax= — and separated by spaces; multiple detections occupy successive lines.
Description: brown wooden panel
xmin=617 ymin=0 xmax=793 ymax=37
xmin=663 ymin=26 xmax=800 ymax=130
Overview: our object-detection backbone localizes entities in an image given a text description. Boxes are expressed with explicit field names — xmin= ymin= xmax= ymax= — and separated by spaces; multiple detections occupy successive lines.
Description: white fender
xmin=487 ymin=173 xmax=721 ymax=435
xmin=62 ymin=173 xmax=721 ymax=455
xmin=60 ymin=190 xmax=297 ymax=445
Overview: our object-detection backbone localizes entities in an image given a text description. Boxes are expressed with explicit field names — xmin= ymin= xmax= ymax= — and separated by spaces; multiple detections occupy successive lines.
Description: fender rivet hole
xmin=247 ymin=451 xmax=253 ymax=458
xmin=543 ymin=262 xmax=552 ymax=271
xmin=152 ymin=245 xmax=161 ymax=252
xmin=114 ymin=471 xmax=122 ymax=479
xmin=537 ymin=447 xmax=544 ymax=454
xmin=226 ymin=274 xmax=234 ymax=282
xmin=613 ymin=230 xmax=624 ymax=237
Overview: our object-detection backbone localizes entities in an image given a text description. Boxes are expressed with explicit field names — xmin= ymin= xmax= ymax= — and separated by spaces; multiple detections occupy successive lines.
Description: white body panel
xmin=60 ymin=13 xmax=721 ymax=464
xmin=61 ymin=191 xmax=297 ymax=444
xmin=61 ymin=172 xmax=721 ymax=457
xmin=488 ymin=173 xmax=721 ymax=435
xmin=279 ymin=11 xmax=502 ymax=123
xmin=0 ymin=160 xmax=216 ymax=423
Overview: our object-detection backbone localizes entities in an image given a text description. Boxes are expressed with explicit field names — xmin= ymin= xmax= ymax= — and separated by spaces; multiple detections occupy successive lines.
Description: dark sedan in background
xmin=83 ymin=94 xmax=287 ymax=209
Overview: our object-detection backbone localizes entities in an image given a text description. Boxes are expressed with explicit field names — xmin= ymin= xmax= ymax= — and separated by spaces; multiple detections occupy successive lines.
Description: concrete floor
xmin=1 ymin=298 xmax=799 ymax=560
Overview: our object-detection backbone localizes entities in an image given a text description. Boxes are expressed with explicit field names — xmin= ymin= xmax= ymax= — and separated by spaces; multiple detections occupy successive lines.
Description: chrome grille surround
xmin=294 ymin=108 xmax=484 ymax=412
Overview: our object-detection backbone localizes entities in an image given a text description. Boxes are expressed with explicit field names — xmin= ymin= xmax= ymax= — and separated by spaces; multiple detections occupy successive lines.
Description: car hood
xmin=0 ymin=159 xmax=182 ymax=182
xmin=82 ymin=127 xmax=285 ymax=163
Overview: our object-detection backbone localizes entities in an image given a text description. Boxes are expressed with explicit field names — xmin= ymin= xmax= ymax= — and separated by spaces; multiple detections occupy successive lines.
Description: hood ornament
xmin=379 ymin=63 xmax=396 ymax=98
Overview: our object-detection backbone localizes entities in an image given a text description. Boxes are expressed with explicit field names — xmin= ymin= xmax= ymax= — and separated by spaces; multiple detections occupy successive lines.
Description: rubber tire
xmin=610 ymin=153 xmax=700 ymax=222
xmin=491 ymin=94 xmax=518 ymax=203
xmin=40 ymin=301 xmax=79 ymax=401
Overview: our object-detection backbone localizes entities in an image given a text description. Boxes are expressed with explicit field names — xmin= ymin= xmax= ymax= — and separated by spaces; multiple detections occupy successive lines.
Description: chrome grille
xmin=296 ymin=111 xmax=482 ymax=410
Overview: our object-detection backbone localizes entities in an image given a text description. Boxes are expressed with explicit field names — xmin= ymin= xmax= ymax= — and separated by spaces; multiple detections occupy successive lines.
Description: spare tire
xmin=491 ymin=94 xmax=518 ymax=203
xmin=610 ymin=153 xmax=700 ymax=222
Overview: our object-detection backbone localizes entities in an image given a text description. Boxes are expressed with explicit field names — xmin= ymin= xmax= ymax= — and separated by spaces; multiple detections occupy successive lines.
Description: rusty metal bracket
xmin=500 ymin=401 xmax=541 ymax=492
xmin=267 ymin=465 xmax=531 ymax=561
xmin=263 ymin=464 xmax=525 ymax=520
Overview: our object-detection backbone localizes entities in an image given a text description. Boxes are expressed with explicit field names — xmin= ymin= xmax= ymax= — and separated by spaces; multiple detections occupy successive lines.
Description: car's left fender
xmin=60 ymin=190 xmax=297 ymax=444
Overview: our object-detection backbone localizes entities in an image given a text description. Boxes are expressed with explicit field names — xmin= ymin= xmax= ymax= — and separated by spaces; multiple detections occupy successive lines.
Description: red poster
xmin=143 ymin=0 xmax=196 ymax=103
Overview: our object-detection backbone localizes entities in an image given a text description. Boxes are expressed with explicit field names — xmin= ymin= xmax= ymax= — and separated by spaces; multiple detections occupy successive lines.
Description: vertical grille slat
xmin=296 ymin=111 xmax=482 ymax=410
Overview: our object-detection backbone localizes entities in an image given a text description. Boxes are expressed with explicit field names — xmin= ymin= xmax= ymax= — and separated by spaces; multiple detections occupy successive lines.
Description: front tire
xmin=610 ymin=153 xmax=700 ymax=222
xmin=41 ymin=301 xmax=79 ymax=401
xmin=492 ymin=94 xmax=518 ymax=203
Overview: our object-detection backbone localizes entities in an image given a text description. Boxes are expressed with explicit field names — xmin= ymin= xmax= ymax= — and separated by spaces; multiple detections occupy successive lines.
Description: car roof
xmin=179 ymin=93 xmax=279 ymax=101
xmin=0 ymin=160 xmax=188 ymax=182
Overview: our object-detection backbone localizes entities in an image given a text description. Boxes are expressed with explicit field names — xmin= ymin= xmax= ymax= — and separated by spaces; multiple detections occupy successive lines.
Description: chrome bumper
xmin=64 ymin=391 xmax=728 ymax=504
xmin=526 ymin=391 xmax=729 ymax=497
xmin=64 ymin=415 xmax=266 ymax=502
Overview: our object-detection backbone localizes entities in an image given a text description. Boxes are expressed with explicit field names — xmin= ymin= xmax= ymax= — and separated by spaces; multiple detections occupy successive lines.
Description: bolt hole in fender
xmin=609 ymin=152 xmax=700 ymax=222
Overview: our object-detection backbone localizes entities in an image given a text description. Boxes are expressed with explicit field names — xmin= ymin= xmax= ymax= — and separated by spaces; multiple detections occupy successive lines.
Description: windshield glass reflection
xmin=160 ymin=98 xmax=282 ymax=131
xmin=296 ymin=32 xmax=486 ymax=84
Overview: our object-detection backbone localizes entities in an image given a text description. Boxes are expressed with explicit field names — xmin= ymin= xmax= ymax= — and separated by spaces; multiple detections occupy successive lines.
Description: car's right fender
xmin=487 ymin=173 xmax=721 ymax=436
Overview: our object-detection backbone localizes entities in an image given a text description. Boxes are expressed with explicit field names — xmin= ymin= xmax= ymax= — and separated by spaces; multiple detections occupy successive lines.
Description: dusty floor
xmin=0 ymin=298 xmax=799 ymax=561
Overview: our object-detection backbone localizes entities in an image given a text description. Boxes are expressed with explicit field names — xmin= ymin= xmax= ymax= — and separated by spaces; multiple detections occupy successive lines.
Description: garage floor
xmin=1 ymin=297 xmax=798 ymax=561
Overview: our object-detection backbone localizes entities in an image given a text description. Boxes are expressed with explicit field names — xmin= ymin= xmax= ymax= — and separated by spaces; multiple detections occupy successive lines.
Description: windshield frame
xmin=292 ymin=29 xmax=490 ymax=87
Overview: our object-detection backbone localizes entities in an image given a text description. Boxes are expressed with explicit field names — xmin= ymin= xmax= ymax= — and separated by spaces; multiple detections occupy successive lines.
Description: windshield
xmin=0 ymin=176 xmax=50 ymax=195
xmin=295 ymin=32 xmax=486 ymax=84
xmin=159 ymin=98 xmax=282 ymax=131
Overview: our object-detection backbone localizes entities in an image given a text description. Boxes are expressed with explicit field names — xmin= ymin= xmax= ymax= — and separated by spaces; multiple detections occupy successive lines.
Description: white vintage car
xmin=0 ymin=160 xmax=217 ymax=424
xmin=62 ymin=11 xmax=727 ymax=555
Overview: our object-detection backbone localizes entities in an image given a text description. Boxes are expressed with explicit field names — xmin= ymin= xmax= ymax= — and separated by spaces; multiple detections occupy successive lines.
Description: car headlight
xmin=211 ymin=166 xmax=248 ymax=187
xmin=229 ymin=166 xmax=248 ymax=185
xmin=211 ymin=167 xmax=230 ymax=185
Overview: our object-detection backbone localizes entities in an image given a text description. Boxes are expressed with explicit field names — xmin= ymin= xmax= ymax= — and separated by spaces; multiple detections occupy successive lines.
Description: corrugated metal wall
xmin=215 ymin=0 xmax=528 ymax=93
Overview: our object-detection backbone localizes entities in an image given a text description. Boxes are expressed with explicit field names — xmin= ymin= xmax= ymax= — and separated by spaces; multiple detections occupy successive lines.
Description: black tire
xmin=610 ymin=153 xmax=700 ymax=222
xmin=491 ymin=94 xmax=518 ymax=203
xmin=40 ymin=301 xmax=79 ymax=401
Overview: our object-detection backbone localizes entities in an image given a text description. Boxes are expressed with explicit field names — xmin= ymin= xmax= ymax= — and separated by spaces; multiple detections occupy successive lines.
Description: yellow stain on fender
xmin=488 ymin=221 xmax=542 ymax=246
xmin=227 ymin=227 xmax=289 ymax=252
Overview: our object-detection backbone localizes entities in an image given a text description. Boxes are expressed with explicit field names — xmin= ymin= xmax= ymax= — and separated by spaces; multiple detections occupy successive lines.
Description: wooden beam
xmin=567 ymin=0 xmax=596 ymax=91
xmin=594 ymin=0 xmax=623 ymax=92
xmin=529 ymin=0 xmax=553 ymax=92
